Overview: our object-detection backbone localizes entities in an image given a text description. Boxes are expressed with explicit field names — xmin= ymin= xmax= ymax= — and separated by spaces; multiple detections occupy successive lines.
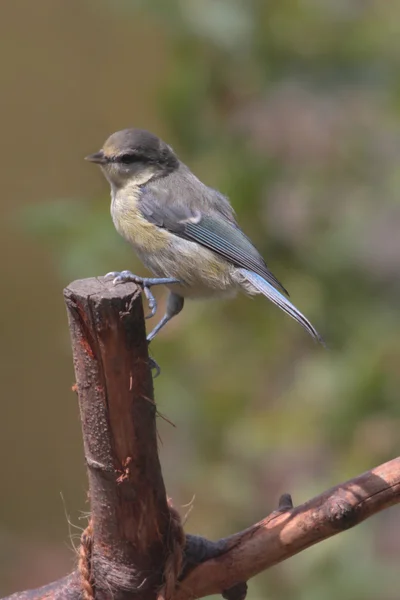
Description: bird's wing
xmin=139 ymin=189 xmax=288 ymax=295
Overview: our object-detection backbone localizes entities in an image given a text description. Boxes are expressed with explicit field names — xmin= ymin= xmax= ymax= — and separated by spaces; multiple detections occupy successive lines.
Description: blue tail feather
xmin=239 ymin=269 xmax=325 ymax=345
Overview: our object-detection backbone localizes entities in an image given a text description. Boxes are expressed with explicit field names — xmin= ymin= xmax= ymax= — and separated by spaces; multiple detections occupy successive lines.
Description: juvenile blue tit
xmin=86 ymin=128 xmax=324 ymax=346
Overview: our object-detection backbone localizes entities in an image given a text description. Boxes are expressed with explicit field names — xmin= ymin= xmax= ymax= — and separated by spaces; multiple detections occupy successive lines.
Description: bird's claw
xmin=104 ymin=271 xmax=158 ymax=318
xmin=148 ymin=357 xmax=161 ymax=378
xmin=105 ymin=270 xmax=140 ymax=286
xmin=104 ymin=271 xmax=181 ymax=320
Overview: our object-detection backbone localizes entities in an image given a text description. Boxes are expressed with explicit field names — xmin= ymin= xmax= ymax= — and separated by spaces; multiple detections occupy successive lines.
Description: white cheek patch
xmin=102 ymin=163 xmax=157 ymax=188
xmin=129 ymin=166 xmax=158 ymax=186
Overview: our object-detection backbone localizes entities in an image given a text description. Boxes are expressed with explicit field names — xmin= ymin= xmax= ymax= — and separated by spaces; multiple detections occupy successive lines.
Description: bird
xmin=85 ymin=128 xmax=324 ymax=354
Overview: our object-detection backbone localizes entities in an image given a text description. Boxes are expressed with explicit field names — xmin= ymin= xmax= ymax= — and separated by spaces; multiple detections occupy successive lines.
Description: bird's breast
xmin=111 ymin=190 xmax=168 ymax=253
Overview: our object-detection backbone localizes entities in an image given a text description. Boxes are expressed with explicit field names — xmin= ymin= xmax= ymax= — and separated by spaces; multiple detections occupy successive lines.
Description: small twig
xmin=277 ymin=493 xmax=294 ymax=511
xmin=222 ymin=582 xmax=248 ymax=600
xmin=174 ymin=457 xmax=400 ymax=600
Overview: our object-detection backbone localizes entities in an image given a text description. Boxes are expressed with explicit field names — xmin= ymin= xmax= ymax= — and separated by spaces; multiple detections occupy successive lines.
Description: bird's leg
xmin=104 ymin=274 xmax=183 ymax=377
xmin=141 ymin=293 xmax=184 ymax=378
xmin=147 ymin=293 xmax=184 ymax=343
xmin=104 ymin=270 xmax=181 ymax=318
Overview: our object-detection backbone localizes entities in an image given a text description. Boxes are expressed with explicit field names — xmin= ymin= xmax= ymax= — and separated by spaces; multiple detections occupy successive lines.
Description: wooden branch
xmin=64 ymin=277 xmax=174 ymax=600
xmin=2 ymin=278 xmax=400 ymax=600
xmin=175 ymin=456 xmax=400 ymax=600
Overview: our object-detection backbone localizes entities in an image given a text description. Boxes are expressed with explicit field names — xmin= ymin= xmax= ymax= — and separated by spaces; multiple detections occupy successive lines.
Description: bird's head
xmin=85 ymin=128 xmax=179 ymax=189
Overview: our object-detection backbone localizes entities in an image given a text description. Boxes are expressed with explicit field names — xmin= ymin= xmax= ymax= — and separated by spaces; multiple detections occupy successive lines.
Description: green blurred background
xmin=1 ymin=1 xmax=399 ymax=598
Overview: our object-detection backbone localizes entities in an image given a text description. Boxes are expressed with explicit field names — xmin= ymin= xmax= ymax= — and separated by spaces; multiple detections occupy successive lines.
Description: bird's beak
xmin=85 ymin=150 xmax=106 ymax=164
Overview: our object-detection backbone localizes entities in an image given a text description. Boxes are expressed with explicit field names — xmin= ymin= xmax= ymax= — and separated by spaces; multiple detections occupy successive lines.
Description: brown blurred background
xmin=1 ymin=1 xmax=400 ymax=598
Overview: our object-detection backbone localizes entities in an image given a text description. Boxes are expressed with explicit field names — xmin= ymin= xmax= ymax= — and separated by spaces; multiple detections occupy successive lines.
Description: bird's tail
xmin=239 ymin=268 xmax=325 ymax=345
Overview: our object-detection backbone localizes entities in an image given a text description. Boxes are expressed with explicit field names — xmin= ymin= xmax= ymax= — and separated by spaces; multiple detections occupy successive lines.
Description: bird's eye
xmin=118 ymin=153 xmax=138 ymax=164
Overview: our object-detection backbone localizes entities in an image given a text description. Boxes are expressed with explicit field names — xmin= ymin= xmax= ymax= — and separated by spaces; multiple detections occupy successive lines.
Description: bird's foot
xmin=104 ymin=270 xmax=180 ymax=319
